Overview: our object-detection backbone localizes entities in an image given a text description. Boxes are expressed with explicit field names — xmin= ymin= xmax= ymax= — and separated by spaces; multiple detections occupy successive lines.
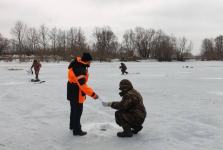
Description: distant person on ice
xmin=31 ymin=59 xmax=42 ymax=80
xmin=119 ymin=63 xmax=128 ymax=74
xmin=67 ymin=52 xmax=99 ymax=136
xmin=102 ymin=79 xmax=147 ymax=137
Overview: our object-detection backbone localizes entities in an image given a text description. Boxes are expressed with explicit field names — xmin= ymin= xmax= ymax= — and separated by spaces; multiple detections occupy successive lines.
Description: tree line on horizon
xmin=200 ymin=36 xmax=223 ymax=61
xmin=0 ymin=20 xmax=195 ymax=62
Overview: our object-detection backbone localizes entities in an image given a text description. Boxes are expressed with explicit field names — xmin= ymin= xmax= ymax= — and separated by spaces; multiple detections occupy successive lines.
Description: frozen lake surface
xmin=0 ymin=60 xmax=223 ymax=150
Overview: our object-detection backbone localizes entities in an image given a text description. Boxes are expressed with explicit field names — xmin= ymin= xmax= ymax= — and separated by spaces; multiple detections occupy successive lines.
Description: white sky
xmin=0 ymin=0 xmax=223 ymax=55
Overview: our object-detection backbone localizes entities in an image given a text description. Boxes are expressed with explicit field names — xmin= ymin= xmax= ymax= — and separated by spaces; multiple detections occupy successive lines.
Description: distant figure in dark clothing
xmin=119 ymin=63 xmax=128 ymax=75
xmin=31 ymin=59 xmax=42 ymax=80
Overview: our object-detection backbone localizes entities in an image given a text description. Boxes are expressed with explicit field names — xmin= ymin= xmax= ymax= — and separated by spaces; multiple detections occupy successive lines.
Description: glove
xmin=94 ymin=95 xmax=99 ymax=100
xmin=102 ymin=102 xmax=112 ymax=107
xmin=98 ymin=96 xmax=106 ymax=102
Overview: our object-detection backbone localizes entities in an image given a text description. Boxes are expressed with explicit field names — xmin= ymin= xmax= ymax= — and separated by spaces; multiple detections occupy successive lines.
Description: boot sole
xmin=117 ymin=135 xmax=133 ymax=137
xmin=117 ymin=133 xmax=133 ymax=137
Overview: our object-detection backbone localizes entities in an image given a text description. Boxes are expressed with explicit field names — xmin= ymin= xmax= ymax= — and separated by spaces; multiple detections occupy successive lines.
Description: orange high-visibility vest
xmin=68 ymin=57 xmax=97 ymax=103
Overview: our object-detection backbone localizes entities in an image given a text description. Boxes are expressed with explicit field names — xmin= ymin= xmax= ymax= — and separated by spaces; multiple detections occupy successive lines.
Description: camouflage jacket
xmin=111 ymin=80 xmax=147 ymax=120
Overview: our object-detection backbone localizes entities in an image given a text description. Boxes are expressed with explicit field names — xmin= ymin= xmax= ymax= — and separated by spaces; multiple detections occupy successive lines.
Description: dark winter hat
xmin=81 ymin=53 xmax=92 ymax=62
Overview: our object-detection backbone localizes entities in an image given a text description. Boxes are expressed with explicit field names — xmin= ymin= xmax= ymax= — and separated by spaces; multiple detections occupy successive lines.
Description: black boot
xmin=131 ymin=126 xmax=143 ymax=134
xmin=35 ymin=75 xmax=39 ymax=81
xmin=117 ymin=125 xmax=133 ymax=137
xmin=73 ymin=130 xmax=87 ymax=136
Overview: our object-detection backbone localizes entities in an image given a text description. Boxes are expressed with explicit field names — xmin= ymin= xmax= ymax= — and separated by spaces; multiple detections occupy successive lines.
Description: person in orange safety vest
xmin=67 ymin=52 xmax=99 ymax=136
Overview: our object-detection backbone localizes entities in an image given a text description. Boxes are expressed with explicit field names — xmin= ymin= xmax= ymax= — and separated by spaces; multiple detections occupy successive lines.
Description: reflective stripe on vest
xmin=68 ymin=68 xmax=88 ymax=103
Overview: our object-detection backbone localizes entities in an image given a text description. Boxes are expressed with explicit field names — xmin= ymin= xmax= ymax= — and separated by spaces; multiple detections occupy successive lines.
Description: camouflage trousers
xmin=115 ymin=110 xmax=145 ymax=127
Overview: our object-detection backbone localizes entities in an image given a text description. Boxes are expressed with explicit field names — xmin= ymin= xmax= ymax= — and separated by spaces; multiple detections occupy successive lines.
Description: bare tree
xmin=161 ymin=35 xmax=175 ymax=61
xmin=140 ymin=28 xmax=156 ymax=58
xmin=57 ymin=29 xmax=67 ymax=60
xmin=175 ymin=36 xmax=193 ymax=61
xmin=10 ymin=20 xmax=28 ymax=54
xmin=67 ymin=27 xmax=78 ymax=56
xmin=201 ymin=38 xmax=214 ymax=60
xmin=76 ymin=28 xmax=87 ymax=53
xmin=123 ymin=28 xmax=156 ymax=59
xmin=152 ymin=30 xmax=175 ymax=61
xmin=66 ymin=27 xmax=87 ymax=57
xmin=214 ymin=35 xmax=223 ymax=60
xmin=200 ymin=35 xmax=223 ymax=60
xmin=134 ymin=27 xmax=144 ymax=58
xmin=122 ymin=29 xmax=136 ymax=58
xmin=117 ymin=44 xmax=127 ymax=61
xmin=0 ymin=33 xmax=10 ymax=55
xmin=109 ymin=41 xmax=120 ymax=58
xmin=92 ymin=26 xmax=117 ymax=61
xmin=152 ymin=29 xmax=166 ymax=59
xmin=49 ymin=27 xmax=58 ymax=56
xmin=24 ymin=27 xmax=39 ymax=55
xmin=38 ymin=24 xmax=49 ymax=53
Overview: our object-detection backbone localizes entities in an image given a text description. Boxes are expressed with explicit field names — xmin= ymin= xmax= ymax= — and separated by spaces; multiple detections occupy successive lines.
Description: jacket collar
xmin=77 ymin=57 xmax=90 ymax=67
xmin=119 ymin=90 xmax=128 ymax=97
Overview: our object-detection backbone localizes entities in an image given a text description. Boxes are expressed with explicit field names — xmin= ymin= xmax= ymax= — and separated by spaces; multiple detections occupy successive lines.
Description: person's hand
xmin=94 ymin=95 xmax=99 ymax=100
xmin=102 ymin=102 xmax=112 ymax=107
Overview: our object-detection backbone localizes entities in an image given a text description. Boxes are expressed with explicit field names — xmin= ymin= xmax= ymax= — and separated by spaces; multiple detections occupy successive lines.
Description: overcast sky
xmin=1 ymin=0 xmax=223 ymax=55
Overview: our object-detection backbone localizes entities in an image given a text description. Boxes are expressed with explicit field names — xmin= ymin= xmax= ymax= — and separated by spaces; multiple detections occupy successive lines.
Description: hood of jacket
xmin=33 ymin=58 xmax=39 ymax=63
xmin=119 ymin=79 xmax=133 ymax=96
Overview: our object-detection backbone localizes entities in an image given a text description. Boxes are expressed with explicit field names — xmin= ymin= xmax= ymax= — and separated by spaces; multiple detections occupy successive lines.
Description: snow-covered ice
xmin=0 ymin=60 xmax=223 ymax=150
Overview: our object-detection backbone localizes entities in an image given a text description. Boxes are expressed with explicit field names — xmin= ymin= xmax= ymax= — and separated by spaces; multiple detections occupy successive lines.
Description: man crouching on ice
xmin=102 ymin=79 xmax=147 ymax=137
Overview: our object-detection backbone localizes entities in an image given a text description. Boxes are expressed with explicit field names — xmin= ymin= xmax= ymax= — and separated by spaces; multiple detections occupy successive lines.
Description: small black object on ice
xmin=30 ymin=79 xmax=45 ymax=84
xmin=100 ymin=128 xmax=107 ymax=131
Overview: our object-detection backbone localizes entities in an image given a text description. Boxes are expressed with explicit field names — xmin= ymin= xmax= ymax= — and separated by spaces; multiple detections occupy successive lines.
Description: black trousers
xmin=70 ymin=100 xmax=83 ymax=132
xmin=121 ymin=69 xmax=128 ymax=74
